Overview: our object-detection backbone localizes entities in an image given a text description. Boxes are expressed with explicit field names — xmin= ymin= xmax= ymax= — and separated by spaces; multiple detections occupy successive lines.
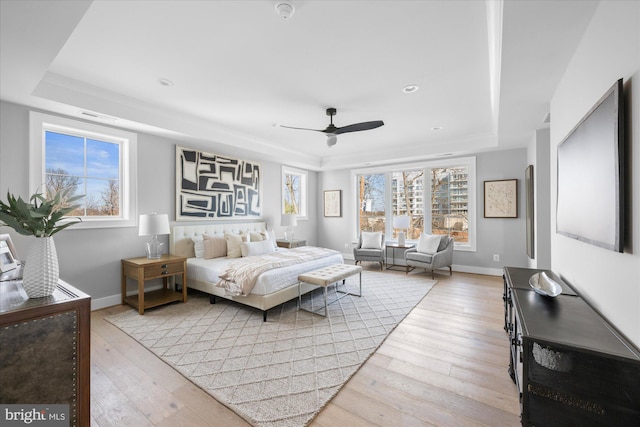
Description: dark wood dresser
xmin=0 ymin=279 xmax=91 ymax=426
xmin=503 ymin=267 xmax=640 ymax=426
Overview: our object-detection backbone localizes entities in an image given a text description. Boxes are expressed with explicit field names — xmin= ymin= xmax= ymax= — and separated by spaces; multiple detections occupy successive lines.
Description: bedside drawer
xmin=144 ymin=262 xmax=183 ymax=278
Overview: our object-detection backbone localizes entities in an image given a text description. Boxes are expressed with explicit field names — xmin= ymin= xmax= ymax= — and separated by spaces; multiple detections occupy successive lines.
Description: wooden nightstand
xmin=276 ymin=239 xmax=306 ymax=248
xmin=121 ymin=254 xmax=187 ymax=314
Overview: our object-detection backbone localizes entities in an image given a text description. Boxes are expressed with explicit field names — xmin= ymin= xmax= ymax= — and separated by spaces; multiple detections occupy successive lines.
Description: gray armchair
xmin=353 ymin=232 xmax=385 ymax=270
xmin=405 ymin=236 xmax=454 ymax=279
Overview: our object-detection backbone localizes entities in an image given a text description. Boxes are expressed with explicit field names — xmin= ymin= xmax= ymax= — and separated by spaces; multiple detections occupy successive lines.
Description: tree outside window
xmin=283 ymin=173 xmax=300 ymax=214
xmin=282 ymin=166 xmax=307 ymax=217
xmin=45 ymin=131 xmax=121 ymax=217
xmin=30 ymin=111 xmax=137 ymax=229
xmin=355 ymin=161 xmax=473 ymax=249
xmin=391 ymin=170 xmax=424 ymax=239
xmin=358 ymin=174 xmax=385 ymax=233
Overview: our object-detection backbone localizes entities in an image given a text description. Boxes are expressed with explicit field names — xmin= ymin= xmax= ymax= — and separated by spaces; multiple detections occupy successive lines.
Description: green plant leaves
xmin=0 ymin=188 xmax=84 ymax=237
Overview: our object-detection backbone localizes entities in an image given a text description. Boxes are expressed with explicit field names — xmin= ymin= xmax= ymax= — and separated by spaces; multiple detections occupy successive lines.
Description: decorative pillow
xmin=241 ymin=240 xmax=276 ymax=257
xmin=250 ymin=231 xmax=264 ymax=242
xmin=191 ymin=235 xmax=205 ymax=258
xmin=417 ymin=234 xmax=441 ymax=255
xmin=266 ymin=229 xmax=278 ymax=248
xmin=437 ymin=235 xmax=449 ymax=252
xmin=225 ymin=233 xmax=243 ymax=258
xmin=361 ymin=231 xmax=382 ymax=249
xmin=203 ymin=234 xmax=227 ymax=259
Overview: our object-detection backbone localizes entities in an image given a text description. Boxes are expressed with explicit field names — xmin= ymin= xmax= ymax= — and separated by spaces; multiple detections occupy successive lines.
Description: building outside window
xmin=355 ymin=157 xmax=475 ymax=250
xmin=391 ymin=170 xmax=424 ymax=239
xmin=431 ymin=167 xmax=469 ymax=244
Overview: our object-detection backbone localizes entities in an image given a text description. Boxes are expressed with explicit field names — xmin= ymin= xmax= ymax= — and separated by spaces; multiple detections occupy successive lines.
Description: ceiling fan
xmin=279 ymin=108 xmax=384 ymax=147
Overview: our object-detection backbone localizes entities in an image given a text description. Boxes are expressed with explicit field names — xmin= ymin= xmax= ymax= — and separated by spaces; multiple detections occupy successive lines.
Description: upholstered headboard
xmin=170 ymin=221 xmax=267 ymax=258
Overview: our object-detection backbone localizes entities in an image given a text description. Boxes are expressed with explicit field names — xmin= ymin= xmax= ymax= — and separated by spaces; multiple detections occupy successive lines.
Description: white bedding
xmin=187 ymin=249 xmax=344 ymax=296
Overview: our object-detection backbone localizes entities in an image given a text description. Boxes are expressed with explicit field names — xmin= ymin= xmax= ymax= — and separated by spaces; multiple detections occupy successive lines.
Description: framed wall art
xmin=176 ymin=146 xmax=262 ymax=220
xmin=484 ymin=179 xmax=518 ymax=218
xmin=525 ymin=166 xmax=534 ymax=258
xmin=323 ymin=190 xmax=342 ymax=217
xmin=0 ymin=234 xmax=19 ymax=260
xmin=0 ymin=240 xmax=17 ymax=273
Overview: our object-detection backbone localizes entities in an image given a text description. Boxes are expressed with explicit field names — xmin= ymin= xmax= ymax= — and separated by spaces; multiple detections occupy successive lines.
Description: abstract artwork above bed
xmin=176 ymin=145 xmax=261 ymax=220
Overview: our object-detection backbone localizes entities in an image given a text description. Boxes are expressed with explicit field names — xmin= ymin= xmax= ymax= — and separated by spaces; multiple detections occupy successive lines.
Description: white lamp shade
xmin=281 ymin=213 xmax=298 ymax=227
xmin=139 ymin=213 xmax=170 ymax=236
xmin=393 ymin=215 xmax=410 ymax=229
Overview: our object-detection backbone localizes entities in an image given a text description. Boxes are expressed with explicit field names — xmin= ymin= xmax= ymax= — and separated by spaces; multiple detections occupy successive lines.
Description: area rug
xmin=105 ymin=270 xmax=435 ymax=427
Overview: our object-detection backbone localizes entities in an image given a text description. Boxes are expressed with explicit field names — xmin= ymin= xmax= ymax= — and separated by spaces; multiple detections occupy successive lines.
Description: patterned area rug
xmin=106 ymin=270 xmax=435 ymax=427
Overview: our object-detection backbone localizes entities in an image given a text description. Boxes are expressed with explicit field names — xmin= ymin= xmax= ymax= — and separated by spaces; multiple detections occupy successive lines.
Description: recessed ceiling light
xmin=402 ymin=85 xmax=419 ymax=94
xmin=431 ymin=126 xmax=443 ymax=131
xmin=158 ymin=78 xmax=174 ymax=87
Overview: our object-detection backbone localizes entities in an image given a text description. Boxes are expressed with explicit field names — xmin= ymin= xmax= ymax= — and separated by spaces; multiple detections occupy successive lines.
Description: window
xmin=391 ymin=170 xmax=424 ymax=239
xmin=354 ymin=157 xmax=476 ymax=251
xmin=430 ymin=166 xmax=470 ymax=244
xmin=282 ymin=166 xmax=307 ymax=218
xmin=30 ymin=112 xmax=138 ymax=229
xmin=357 ymin=173 xmax=385 ymax=232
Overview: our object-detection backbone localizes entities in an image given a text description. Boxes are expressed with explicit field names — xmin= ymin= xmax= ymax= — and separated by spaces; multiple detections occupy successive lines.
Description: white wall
xmin=0 ymin=101 xmax=318 ymax=309
xmin=317 ymin=148 xmax=530 ymax=275
xmin=550 ymin=0 xmax=640 ymax=347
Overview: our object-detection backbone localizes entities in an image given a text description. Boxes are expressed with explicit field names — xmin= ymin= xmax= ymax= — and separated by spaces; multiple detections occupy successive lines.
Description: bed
xmin=169 ymin=222 xmax=344 ymax=320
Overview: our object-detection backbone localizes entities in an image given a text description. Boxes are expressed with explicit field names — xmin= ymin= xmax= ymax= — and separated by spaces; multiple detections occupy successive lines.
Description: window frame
xmin=29 ymin=111 xmax=138 ymax=229
xmin=352 ymin=156 xmax=476 ymax=251
xmin=281 ymin=165 xmax=308 ymax=220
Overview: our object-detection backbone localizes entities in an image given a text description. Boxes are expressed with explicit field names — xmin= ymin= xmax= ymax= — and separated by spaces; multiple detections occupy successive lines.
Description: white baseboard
xmin=90 ymin=265 xmax=502 ymax=311
xmin=452 ymin=264 xmax=503 ymax=277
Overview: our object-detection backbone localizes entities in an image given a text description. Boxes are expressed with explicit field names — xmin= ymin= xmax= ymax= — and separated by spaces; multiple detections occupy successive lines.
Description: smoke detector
xmin=275 ymin=2 xmax=295 ymax=19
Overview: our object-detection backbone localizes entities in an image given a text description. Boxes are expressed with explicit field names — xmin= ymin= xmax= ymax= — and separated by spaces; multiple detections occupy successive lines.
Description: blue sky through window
xmin=45 ymin=131 xmax=120 ymax=215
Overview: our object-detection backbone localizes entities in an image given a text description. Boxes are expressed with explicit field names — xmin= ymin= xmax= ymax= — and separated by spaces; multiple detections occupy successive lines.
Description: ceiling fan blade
xmin=333 ymin=120 xmax=384 ymax=135
xmin=278 ymin=124 xmax=325 ymax=133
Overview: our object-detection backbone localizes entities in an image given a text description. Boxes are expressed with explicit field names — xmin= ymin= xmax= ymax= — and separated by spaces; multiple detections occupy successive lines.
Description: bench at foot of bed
xmin=297 ymin=264 xmax=363 ymax=317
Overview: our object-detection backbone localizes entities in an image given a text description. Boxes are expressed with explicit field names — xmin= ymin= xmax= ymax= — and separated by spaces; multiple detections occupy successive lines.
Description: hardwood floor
xmin=90 ymin=269 xmax=520 ymax=426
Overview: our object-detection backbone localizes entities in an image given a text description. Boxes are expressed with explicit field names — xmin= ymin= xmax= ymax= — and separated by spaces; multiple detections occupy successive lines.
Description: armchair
xmin=405 ymin=235 xmax=454 ymax=279
xmin=353 ymin=231 xmax=385 ymax=270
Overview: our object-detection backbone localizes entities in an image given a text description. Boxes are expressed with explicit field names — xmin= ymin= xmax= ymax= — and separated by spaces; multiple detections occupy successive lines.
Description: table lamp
xmin=139 ymin=213 xmax=170 ymax=259
xmin=281 ymin=213 xmax=297 ymax=242
xmin=393 ymin=215 xmax=410 ymax=246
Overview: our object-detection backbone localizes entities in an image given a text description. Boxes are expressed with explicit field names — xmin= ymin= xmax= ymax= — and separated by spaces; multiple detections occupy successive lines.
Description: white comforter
xmin=217 ymin=246 xmax=340 ymax=296
xmin=186 ymin=248 xmax=344 ymax=296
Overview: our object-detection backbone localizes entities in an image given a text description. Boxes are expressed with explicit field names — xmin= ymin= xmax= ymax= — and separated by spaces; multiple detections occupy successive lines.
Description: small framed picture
xmin=484 ymin=179 xmax=518 ymax=218
xmin=324 ymin=190 xmax=342 ymax=217
xmin=0 ymin=240 xmax=17 ymax=273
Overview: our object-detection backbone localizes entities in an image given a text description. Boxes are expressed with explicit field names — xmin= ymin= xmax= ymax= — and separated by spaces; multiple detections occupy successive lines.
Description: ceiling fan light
xmin=326 ymin=135 xmax=337 ymax=147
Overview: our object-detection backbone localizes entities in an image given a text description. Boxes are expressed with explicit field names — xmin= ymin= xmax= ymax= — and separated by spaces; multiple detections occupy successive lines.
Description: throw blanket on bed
xmin=217 ymin=246 xmax=340 ymax=296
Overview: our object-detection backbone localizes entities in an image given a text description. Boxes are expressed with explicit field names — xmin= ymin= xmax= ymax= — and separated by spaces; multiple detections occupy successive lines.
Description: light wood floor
xmin=90 ymin=269 xmax=520 ymax=426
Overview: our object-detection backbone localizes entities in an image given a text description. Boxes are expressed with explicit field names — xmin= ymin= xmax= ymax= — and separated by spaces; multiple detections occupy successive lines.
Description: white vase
xmin=22 ymin=236 xmax=59 ymax=298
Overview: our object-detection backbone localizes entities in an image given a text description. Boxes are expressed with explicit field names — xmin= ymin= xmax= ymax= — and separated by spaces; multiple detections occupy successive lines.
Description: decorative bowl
xmin=529 ymin=272 xmax=562 ymax=297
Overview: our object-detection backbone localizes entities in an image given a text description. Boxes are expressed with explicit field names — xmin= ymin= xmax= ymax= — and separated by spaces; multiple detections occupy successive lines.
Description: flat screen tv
xmin=556 ymin=79 xmax=624 ymax=252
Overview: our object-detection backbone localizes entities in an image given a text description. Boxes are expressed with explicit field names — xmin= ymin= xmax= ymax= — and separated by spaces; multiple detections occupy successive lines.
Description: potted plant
xmin=0 ymin=188 xmax=83 ymax=298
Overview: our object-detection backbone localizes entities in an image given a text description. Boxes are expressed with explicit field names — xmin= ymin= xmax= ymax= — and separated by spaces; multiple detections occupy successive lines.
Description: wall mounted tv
xmin=556 ymin=79 xmax=624 ymax=252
